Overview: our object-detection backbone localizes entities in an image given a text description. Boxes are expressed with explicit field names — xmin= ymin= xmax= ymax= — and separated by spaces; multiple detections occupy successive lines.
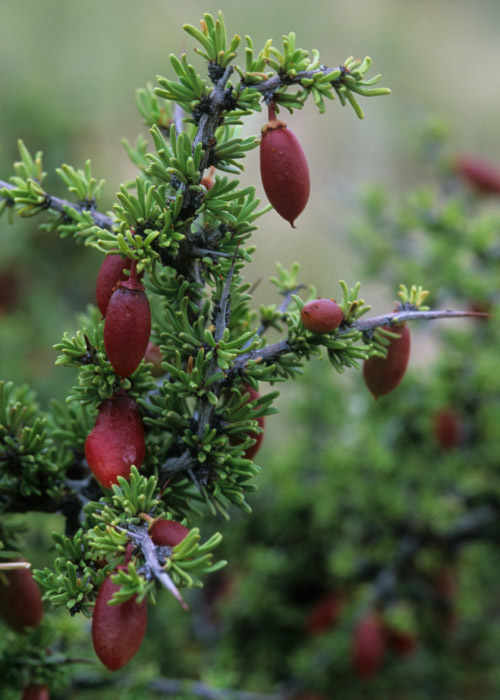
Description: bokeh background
xmin=2 ymin=0 xmax=500 ymax=400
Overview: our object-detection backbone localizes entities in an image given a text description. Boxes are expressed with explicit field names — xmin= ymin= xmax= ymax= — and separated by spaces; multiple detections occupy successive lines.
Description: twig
xmin=0 ymin=180 xmax=113 ymax=229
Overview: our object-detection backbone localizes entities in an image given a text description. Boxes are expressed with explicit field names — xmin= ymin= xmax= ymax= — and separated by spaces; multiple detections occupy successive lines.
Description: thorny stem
xmin=115 ymin=522 xmax=189 ymax=610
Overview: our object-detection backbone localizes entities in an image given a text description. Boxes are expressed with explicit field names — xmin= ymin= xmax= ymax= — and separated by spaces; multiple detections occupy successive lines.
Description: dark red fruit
xmin=92 ymin=566 xmax=147 ymax=671
xmin=85 ymin=393 xmax=145 ymax=489
xmin=96 ymin=255 xmax=133 ymax=316
xmin=0 ymin=560 xmax=43 ymax=632
xmin=454 ymin=154 xmax=500 ymax=195
xmin=103 ymin=270 xmax=151 ymax=378
xmin=301 ymin=299 xmax=343 ymax=333
xmin=150 ymin=519 xmax=190 ymax=547
xmin=352 ymin=613 xmax=386 ymax=680
xmin=433 ymin=408 xmax=462 ymax=450
xmin=144 ymin=341 xmax=164 ymax=377
xmin=21 ymin=685 xmax=50 ymax=700
xmin=363 ymin=323 xmax=410 ymax=399
xmin=260 ymin=103 xmax=310 ymax=227
xmin=230 ymin=385 xmax=265 ymax=460
xmin=305 ymin=591 xmax=343 ymax=635
xmin=385 ymin=627 xmax=418 ymax=657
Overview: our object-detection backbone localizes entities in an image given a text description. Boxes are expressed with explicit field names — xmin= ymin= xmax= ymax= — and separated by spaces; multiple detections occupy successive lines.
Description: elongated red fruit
xmin=230 ymin=385 xmax=265 ymax=460
xmin=150 ymin=519 xmax=190 ymax=547
xmin=305 ymin=591 xmax=343 ymax=636
xmin=103 ymin=267 xmax=151 ymax=378
xmin=260 ymin=103 xmax=310 ymax=227
xmin=352 ymin=613 xmax=386 ymax=679
xmin=0 ymin=560 xmax=43 ymax=632
xmin=22 ymin=685 xmax=50 ymax=700
xmin=85 ymin=393 xmax=145 ymax=488
xmin=92 ymin=567 xmax=147 ymax=671
xmin=454 ymin=154 xmax=500 ymax=195
xmin=363 ymin=323 xmax=410 ymax=399
xmin=301 ymin=299 xmax=343 ymax=333
xmin=385 ymin=626 xmax=418 ymax=657
xmin=96 ymin=255 xmax=133 ymax=316
xmin=144 ymin=341 xmax=164 ymax=377
xmin=433 ymin=408 xmax=462 ymax=450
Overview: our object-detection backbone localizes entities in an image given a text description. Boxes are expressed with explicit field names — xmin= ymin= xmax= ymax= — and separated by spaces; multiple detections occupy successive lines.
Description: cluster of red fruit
xmin=85 ymin=256 xmax=153 ymax=489
xmin=0 ymin=561 xmax=48 ymax=699
xmin=92 ymin=519 xmax=190 ymax=671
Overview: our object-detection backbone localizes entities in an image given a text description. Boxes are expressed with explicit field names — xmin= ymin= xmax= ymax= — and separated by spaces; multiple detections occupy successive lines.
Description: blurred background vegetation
xmin=3 ymin=2 xmax=500 ymax=698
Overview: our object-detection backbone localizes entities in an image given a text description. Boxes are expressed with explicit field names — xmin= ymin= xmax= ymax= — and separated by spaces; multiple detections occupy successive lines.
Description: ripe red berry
xmin=454 ymin=154 xmax=500 ymax=195
xmin=0 ymin=560 xmax=43 ymax=632
xmin=96 ymin=254 xmax=133 ymax=316
xmin=229 ymin=385 xmax=265 ymax=461
xmin=363 ymin=323 xmax=410 ymax=399
xmin=103 ymin=271 xmax=151 ymax=378
xmin=305 ymin=591 xmax=343 ymax=635
xmin=260 ymin=103 xmax=310 ymax=227
xmin=352 ymin=613 xmax=386 ymax=680
xmin=385 ymin=627 xmax=418 ymax=657
xmin=85 ymin=393 xmax=145 ymax=489
xmin=301 ymin=299 xmax=343 ymax=333
xmin=149 ymin=519 xmax=190 ymax=547
xmin=21 ymin=685 xmax=50 ymax=700
xmin=432 ymin=408 xmax=462 ymax=450
xmin=92 ymin=566 xmax=147 ymax=671
xmin=144 ymin=341 xmax=164 ymax=377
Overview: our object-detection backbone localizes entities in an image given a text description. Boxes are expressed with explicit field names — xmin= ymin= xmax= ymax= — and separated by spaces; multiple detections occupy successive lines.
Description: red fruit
xmin=230 ymin=385 xmax=265 ymax=460
xmin=22 ymin=686 xmax=50 ymax=700
xmin=260 ymin=103 xmax=310 ymax=227
xmin=150 ymin=519 xmax=190 ymax=547
xmin=85 ymin=393 xmax=145 ymax=489
xmin=433 ymin=408 xmax=462 ymax=450
xmin=454 ymin=154 xmax=500 ymax=195
xmin=363 ymin=323 xmax=410 ymax=399
xmin=352 ymin=613 xmax=386 ymax=680
xmin=92 ymin=567 xmax=147 ymax=671
xmin=385 ymin=627 xmax=418 ymax=657
xmin=306 ymin=591 xmax=343 ymax=635
xmin=144 ymin=341 xmax=164 ymax=377
xmin=96 ymin=255 xmax=133 ymax=316
xmin=103 ymin=272 xmax=151 ymax=378
xmin=301 ymin=299 xmax=343 ymax=333
xmin=0 ymin=560 xmax=43 ymax=632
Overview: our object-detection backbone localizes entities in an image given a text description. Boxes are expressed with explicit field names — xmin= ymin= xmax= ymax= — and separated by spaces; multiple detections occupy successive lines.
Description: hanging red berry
xmin=96 ymin=254 xmax=133 ymax=316
xmin=305 ymin=591 xmax=343 ymax=636
xmin=260 ymin=103 xmax=310 ymax=227
xmin=385 ymin=626 xmax=418 ymax=657
xmin=103 ymin=263 xmax=151 ymax=378
xmin=454 ymin=154 xmax=500 ymax=195
xmin=21 ymin=686 xmax=50 ymax=700
xmin=301 ymin=299 xmax=344 ymax=333
xmin=150 ymin=519 xmax=190 ymax=547
xmin=0 ymin=560 xmax=43 ymax=632
xmin=85 ymin=392 xmax=145 ymax=489
xmin=351 ymin=613 xmax=386 ymax=679
xmin=432 ymin=408 xmax=462 ymax=450
xmin=363 ymin=323 xmax=410 ymax=399
xmin=91 ymin=566 xmax=148 ymax=671
xmin=229 ymin=385 xmax=265 ymax=461
xmin=144 ymin=341 xmax=164 ymax=377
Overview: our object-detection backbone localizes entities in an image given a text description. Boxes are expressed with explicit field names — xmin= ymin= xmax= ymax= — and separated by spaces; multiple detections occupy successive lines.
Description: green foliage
xmin=6 ymin=9 xmax=490 ymax=699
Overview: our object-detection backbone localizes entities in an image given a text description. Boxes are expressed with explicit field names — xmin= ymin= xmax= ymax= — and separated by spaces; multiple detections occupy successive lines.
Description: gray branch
xmin=0 ymin=179 xmax=113 ymax=229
